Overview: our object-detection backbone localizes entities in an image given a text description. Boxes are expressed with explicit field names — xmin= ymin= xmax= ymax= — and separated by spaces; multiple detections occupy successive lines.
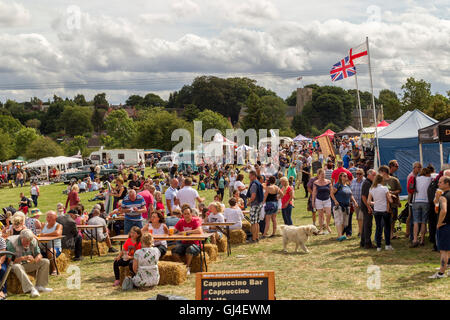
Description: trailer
xmin=89 ymin=148 xmax=145 ymax=166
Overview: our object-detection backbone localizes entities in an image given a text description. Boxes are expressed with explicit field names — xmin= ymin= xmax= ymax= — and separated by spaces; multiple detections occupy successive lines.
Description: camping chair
xmin=0 ymin=251 xmax=16 ymax=299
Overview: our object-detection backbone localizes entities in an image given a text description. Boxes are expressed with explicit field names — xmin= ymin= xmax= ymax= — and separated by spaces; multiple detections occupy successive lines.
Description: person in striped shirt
xmin=121 ymin=190 xmax=147 ymax=234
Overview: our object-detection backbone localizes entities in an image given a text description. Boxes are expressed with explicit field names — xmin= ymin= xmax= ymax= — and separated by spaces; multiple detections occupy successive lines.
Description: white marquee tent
xmin=24 ymin=156 xmax=83 ymax=180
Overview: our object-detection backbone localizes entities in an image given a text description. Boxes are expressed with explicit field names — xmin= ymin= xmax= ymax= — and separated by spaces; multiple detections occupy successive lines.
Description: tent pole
xmin=367 ymin=36 xmax=380 ymax=170
xmin=440 ymin=142 xmax=444 ymax=168
xmin=419 ymin=144 xmax=423 ymax=166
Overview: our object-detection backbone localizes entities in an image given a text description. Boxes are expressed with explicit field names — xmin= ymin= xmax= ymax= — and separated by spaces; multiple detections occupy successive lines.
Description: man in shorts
xmin=172 ymin=205 xmax=203 ymax=275
xmin=246 ymin=171 xmax=264 ymax=243
xmin=350 ymin=168 xmax=365 ymax=237
xmin=87 ymin=209 xmax=117 ymax=253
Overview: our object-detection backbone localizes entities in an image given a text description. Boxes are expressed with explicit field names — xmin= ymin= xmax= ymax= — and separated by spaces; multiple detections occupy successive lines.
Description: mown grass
xmin=0 ymin=168 xmax=448 ymax=300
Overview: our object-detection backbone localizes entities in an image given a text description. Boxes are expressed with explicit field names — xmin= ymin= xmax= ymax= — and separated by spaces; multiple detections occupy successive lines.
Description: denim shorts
xmin=264 ymin=201 xmax=278 ymax=215
xmin=436 ymin=224 xmax=450 ymax=251
xmin=412 ymin=202 xmax=429 ymax=224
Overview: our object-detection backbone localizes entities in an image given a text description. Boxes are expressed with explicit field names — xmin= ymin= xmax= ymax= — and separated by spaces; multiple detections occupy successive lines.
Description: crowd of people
xmin=1 ymin=137 xmax=449 ymax=299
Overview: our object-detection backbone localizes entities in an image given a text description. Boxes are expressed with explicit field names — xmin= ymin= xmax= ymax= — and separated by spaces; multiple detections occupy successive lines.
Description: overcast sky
xmin=0 ymin=0 xmax=449 ymax=104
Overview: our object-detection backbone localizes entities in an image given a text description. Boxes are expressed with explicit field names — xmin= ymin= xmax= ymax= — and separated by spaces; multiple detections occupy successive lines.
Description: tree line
xmin=0 ymin=76 xmax=448 ymax=161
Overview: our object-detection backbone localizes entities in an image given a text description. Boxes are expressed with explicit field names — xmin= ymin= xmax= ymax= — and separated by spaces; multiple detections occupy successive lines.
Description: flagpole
xmin=366 ymin=36 xmax=380 ymax=170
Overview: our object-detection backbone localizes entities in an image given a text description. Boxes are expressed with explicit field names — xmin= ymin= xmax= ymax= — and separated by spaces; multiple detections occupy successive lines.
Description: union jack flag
xmin=330 ymin=56 xmax=356 ymax=82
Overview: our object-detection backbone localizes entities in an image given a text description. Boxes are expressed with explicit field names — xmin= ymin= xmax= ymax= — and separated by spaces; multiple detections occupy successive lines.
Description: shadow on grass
xmin=392 ymin=271 xmax=438 ymax=289
xmin=269 ymin=249 xmax=310 ymax=256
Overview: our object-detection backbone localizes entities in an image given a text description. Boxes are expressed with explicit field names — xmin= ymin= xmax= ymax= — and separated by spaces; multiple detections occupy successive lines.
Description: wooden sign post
xmin=196 ymin=271 xmax=276 ymax=300
xmin=317 ymin=135 xmax=335 ymax=159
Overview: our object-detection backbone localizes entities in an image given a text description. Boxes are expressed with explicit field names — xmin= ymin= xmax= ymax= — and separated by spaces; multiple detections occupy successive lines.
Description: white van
xmin=90 ymin=148 xmax=145 ymax=166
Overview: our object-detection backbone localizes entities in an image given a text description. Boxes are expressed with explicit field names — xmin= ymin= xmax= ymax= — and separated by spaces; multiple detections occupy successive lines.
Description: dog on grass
xmin=279 ymin=224 xmax=319 ymax=253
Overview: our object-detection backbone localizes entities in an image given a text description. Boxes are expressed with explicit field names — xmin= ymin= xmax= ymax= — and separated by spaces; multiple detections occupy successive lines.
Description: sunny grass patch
xmin=2 ymin=169 xmax=449 ymax=300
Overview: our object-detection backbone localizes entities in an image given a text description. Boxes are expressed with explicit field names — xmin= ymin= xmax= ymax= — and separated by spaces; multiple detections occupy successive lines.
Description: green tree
xmin=25 ymin=119 xmax=41 ymax=130
xmin=240 ymin=94 xmax=289 ymax=131
xmin=91 ymin=107 xmax=106 ymax=132
xmin=100 ymin=135 xmax=121 ymax=149
xmin=25 ymin=136 xmax=64 ymax=160
xmin=322 ymin=122 xmax=341 ymax=133
xmin=0 ymin=129 xmax=16 ymax=161
xmin=0 ymin=114 xmax=23 ymax=134
xmin=291 ymin=114 xmax=310 ymax=135
xmin=182 ymin=104 xmax=200 ymax=122
xmin=314 ymin=94 xmax=345 ymax=130
xmin=53 ymin=95 xmax=64 ymax=103
xmin=424 ymin=94 xmax=450 ymax=121
xmin=62 ymin=135 xmax=88 ymax=156
xmin=59 ymin=106 xmax=94 ymax=136
xmin=285 ymin=90 xmax=297 ymax=106
xmin=401 ymin=77 xmax=431 ymax=112
xmin=135 ymin=108 xmax=193 ymax=150
xmin=194 ymin=109 xmax=232 ymax=135
xmin=15 ymin=127 xmax=38 ymax=156
xmin=379 ymin=89 xmax=402 ymax=120
xmin=143 ymin=93 xmax=166 ymax=107
xmin=74 ymin=94 xmax=89 ymax=106
xmin=40 ymin=102 xmax=67 ymax=134
xmin=126 ymin=95 xmax=144 ymax=106
xmin=104 ymin=109 xmax=137 ymax=147
xmin=93 ymin=93 xmax=109 ymax=107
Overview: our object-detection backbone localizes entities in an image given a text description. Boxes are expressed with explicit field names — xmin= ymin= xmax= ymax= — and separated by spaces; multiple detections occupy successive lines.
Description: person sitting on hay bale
xmin=6 ymin=229 xmax=52 ymax=298
xmin=172 ymin=205 xmax=202 ymax=276
xmin=57 ymin=210 xmax=83 ymax=261
xmin=142 ymin=211 xmax=168 ymax=258
xmin=39 ymin=211 xmax=63 ymax=275
xmin=223 ymin=198 xmax=244 ymax=230
xmin=123 ymin=232 xmax=161 ymax=290
xmin=205 ymin=202 xmax=225 ymax=245
xmin=87 ymin=209 xmax=118 ymax=253
xmin=113 ymin=226 xmax=142 ymax=287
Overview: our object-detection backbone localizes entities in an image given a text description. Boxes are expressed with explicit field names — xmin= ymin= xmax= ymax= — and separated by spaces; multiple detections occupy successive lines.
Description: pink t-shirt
xmin=138 ymin=190 xmax=154 ymax=220
xmin=282 ymin=186 xmax=294 ymax=208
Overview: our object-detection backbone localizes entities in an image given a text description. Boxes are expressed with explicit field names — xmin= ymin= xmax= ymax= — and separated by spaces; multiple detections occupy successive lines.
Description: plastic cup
xmin=169 ymin=228 xmax=174 ymax=236
xmin=149 ymin=229 xmax=153 ymax=235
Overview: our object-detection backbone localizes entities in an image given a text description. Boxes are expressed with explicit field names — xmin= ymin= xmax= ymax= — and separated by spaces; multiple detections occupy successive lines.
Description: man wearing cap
xmin=6 ymin=229 xmax=52 ymax=298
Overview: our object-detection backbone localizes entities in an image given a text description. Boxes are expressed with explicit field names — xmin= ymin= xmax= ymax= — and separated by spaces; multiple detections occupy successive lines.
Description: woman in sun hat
xmin=25 ymin=208 xmax=43 ymax=236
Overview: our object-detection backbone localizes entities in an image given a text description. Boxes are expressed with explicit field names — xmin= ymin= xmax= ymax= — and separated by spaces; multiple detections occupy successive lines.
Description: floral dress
xmin=132 ymin=247 xmax=161 ymax=287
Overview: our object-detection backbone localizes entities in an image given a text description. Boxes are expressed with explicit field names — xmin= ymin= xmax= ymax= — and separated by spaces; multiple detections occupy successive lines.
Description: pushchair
xmin=396 ymin=202 xmax=410 ymax=232
xmin=0 ymin=251 xmax=15 ymax=300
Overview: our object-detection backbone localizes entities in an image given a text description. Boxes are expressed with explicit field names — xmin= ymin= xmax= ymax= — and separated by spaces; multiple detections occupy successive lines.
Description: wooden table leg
xmin=95 ymin=228 xmax=100 ymax=257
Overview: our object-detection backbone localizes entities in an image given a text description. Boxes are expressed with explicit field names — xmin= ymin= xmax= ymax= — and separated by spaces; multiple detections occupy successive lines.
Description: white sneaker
xmin=377 ymin=248 xmax=382 ymax=252
xmin=323 ymin=231 xmax=330 ymax=235
xmin=36 ymin=286 xmax=53 ymax=293
xmin=30 ymin=287 xmax=40 ymax=298
xmin=186 ymin=267 xmax=191 ymax=276
xmin=385 ymin=245 xmax=394 ymax=251
xmin=428 ymin=272 xmax=446 ymax=279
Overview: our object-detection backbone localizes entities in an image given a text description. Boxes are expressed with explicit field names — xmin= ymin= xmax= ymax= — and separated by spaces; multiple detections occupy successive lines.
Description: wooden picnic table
xmin=201 ymin=222 xmax=235 ymax=256
xmin=76 ymin=225 xmax=104 ymax=259
xmin=111 ymin=233 xmax=214 ymax=272
xmin=37 ymin=235 xmax=65 ymax=275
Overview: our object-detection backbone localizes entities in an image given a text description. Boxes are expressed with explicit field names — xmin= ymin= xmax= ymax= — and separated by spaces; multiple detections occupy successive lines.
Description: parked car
xmin=155 ymin=155 xmax=174 ymax=171
xmin=61 ymin=165 xmax=118 ymax=183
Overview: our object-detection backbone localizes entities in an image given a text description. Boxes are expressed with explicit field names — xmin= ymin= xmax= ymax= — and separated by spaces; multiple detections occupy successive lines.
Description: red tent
xmin=315 ymin=129 xmax=336 ymax=140
xmin=377 ymin=120 xmax=390 ymax=127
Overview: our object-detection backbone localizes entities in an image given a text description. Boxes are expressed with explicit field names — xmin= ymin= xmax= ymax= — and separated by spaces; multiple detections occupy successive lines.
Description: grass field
xmin=1 ymin=169 xmax=449 ymax=300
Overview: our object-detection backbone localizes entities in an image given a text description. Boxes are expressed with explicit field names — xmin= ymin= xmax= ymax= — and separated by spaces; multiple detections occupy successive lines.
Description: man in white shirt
xmin=176 ymin=178 xmax=204 ymax=209
xmin=165 ymin=178 xmax=179 ymax=216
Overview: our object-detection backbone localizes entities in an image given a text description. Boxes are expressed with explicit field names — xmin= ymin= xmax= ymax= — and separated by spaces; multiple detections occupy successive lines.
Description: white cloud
xmin=171 ymin=0 xmax=200 ymax=18
xmin=0 ymin=1 xmax=31 ymax=27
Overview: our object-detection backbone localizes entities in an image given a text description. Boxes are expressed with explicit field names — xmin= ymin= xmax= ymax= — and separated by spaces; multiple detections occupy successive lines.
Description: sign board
xmin=439 ymin=125 xmax=450 ymax=143
xmin=196 ymin=271 xmax=275 ymax=300
xmin=317 ymin=135 xmax=335 ymax=159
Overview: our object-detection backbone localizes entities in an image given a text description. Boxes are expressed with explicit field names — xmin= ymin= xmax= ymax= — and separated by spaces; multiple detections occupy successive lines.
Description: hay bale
xmin=203 ymin=244 xmax=218 ymax=262
xmin=161 ymin=250 xmax=184 ymax=263
xmin=242 ymin=220 xmax=251 ymax=233
xmin=157 ymin=261 xmax=187 ymax=285
xmin=216 ymin=235 xmax=228 ymax=253
xmin=7 ymin=272 xmax=36 ymax=294
xmin=230 ymin=229 xmax=246 ymax=244
xmin=62 ymin=249 xmax=75 ymax=259
xmin=119 ymin=266 xmax=132 ymax=286
xmin=52 ymin=253 xmax=69 ymax=274
xmin=82 ymin=240 xmax=109 ymax=256
xmin=188 ymin=252 xmax=210 ymax=273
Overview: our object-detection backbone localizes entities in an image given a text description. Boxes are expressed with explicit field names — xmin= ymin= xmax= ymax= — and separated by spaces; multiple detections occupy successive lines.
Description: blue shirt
xmin=334 ymin=183 xmax=353 ymax=207
xmin=343 ymin=154 xmax=350 ymax=169
xmin=121 ymin=194 xmax=146 ymax=221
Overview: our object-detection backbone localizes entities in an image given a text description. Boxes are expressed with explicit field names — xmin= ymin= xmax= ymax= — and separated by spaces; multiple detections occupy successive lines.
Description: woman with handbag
xmin=331 ymin=172 xmax=358 ymax=241
xmin=262 ymin=176 xmax=284 ymax=238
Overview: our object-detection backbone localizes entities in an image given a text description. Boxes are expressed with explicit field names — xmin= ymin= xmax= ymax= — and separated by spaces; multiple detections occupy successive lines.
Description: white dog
xmin=279 ymin=224 xmax=319 ymax=253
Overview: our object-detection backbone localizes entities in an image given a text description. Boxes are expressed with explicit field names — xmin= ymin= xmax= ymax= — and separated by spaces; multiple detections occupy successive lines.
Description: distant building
xmin=296 ymin=87 xmax=313 ymax=114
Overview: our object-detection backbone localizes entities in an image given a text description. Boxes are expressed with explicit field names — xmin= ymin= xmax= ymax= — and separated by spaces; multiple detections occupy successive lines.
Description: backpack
xmin=27 ymin=198 xmax=32 ymax=207
xmin=427 ymin=178 xmax=439 ymax=204
xmin=407 ymin=176 xmax=417 ymax=195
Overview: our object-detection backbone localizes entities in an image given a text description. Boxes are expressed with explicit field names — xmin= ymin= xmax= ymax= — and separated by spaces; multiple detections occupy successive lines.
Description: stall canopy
xmin=378 ymin=110 xmax=438 ymax=195
xmin=377 ymin=120 xmax=390 ymax=127
xmin=335 ymin=126 xmax=361 ymax=137
xmin=293 ymin=134 xmax=312 ymax=142
xmin=24 ymin=156 xmax=83 ymax=180
xmin=418 ymin=118 xmax=450 ymax=168
xmin=315 ymin=129 xmax=335 ymax=140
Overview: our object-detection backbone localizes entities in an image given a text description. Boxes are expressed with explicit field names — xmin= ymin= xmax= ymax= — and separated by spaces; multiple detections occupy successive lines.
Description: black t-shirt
xmin=128 ymin=180 xmax=140 ymax=190
xmin=442 ymin=191 xmax=450 ymax=225
xmin=360 ymin=178 xmax=372 ymax=212
xmin=20 ymin=196 xmax=28 ymax=208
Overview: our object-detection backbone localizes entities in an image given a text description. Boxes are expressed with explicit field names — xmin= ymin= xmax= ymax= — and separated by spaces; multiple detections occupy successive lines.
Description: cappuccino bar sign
xmin=196 ymin=271 xmax=275 ymax=300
